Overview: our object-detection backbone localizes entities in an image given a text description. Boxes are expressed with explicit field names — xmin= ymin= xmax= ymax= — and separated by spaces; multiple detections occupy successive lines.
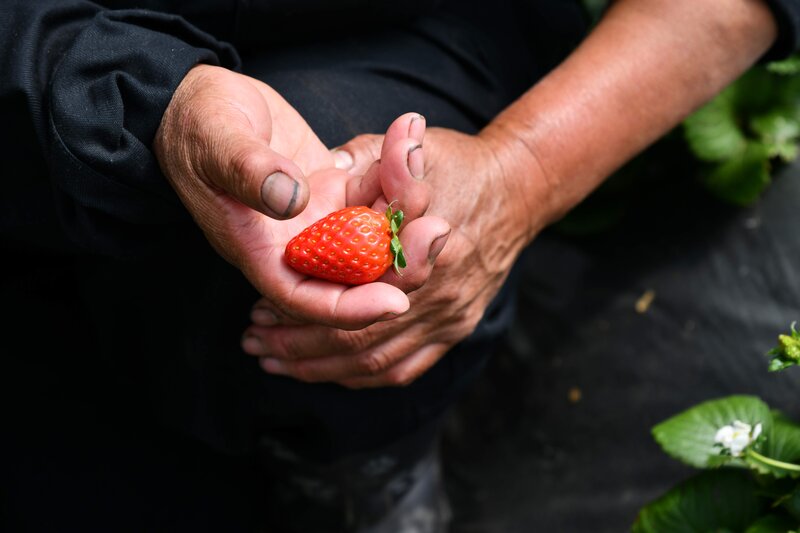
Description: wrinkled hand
xmin=155 ymin=66 xmax=446 ymax=328
xmin=242 ymin=126 xmax=539 ymax=387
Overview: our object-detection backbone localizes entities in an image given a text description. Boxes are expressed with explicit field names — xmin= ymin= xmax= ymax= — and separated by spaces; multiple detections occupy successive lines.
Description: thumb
xmin=204 ymin=133 xmax=310 ymax=220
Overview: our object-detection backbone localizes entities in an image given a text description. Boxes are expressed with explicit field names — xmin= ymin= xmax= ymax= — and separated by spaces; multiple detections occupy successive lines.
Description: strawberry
xmin=285 ymin=205 xmax=406 ymax=285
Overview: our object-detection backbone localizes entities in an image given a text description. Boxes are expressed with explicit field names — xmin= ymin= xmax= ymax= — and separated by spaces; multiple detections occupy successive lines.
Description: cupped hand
xmin=155 ymin=66 xmax=445 ymax=328
xmin=242 ymin=127 xmax=542 ymax=387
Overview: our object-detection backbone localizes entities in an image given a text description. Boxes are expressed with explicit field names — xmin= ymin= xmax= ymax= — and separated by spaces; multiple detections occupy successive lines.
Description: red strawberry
xmin=285 ymin=205 xmax=406 ymax=285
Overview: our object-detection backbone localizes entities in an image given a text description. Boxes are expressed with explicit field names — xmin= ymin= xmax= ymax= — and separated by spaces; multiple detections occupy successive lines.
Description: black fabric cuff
xmin=48 ymin=9 xmax=240 ymax=235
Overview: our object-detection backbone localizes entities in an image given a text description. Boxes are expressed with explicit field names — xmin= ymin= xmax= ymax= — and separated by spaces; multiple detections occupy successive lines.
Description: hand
xmin=155 ymin=66 xmax=445 ymax=328
xmin=242 ymin=127 xmax=541 ymax=387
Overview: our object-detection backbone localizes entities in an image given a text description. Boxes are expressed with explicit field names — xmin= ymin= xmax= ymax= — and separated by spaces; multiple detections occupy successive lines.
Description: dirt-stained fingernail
xmin=261 ymin=171 xmax=299 ymax=219
xmin=408 ymin=114 xmax=426 ymax=143
xmin=407 ymin=144 xmax=423 ymax=180
xmin=428 ymin=231 xmax=450 ymax=263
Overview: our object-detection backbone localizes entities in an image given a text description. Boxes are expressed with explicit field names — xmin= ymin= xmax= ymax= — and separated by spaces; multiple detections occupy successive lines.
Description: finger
xmin=242 ymin=323 xmax=358 ymax=359
xmin=332 ymin=134 xmax=383 ymax=175
xmin=338 ymin=344 xmax=449 ymax=389
xmin=249 ymin=301 xmax=306 ymax=327
xmin=372 ymin=137 xmax=430 ymax=221
xmin=381 ymin=113 xmax=425 ymax=159
xmin=257 ymin=332 xmax=424 ymax=383
xmin=203 ymin=132 xmax=310 ymax=220
xmin=268 ymin=277 xmax=410 ymax=330
xmin=378 ymin=216 xmax=451 ymax=293
xmin=346 ymin=160 xmax=383 ymax=208
xmin=348 ymin=137 xmax=430 ymax=219
xmin=333 ymin=112 xmax=424 ymax=175
xmin=242 ymin=314 xmax=391 ymax=360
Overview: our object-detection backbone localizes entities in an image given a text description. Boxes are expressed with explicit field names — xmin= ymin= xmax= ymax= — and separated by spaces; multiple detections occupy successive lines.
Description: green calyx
xmin=767 ymin=322 xmax=800 ymax=372
xmin=385 ymin=203 xmax=406 ymax=275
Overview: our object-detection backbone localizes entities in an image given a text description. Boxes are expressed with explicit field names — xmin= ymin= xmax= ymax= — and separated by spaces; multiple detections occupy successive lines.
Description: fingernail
xmin=260 ymin=357 xmax=285 ymax=374
xmin=408 ymin=114 xmax=426 ymax=143
xmin=332 ymin=149 xmax=354 ymax=170
xmin=407 ymin=144 xmax=423 ymax=180
xmin=261 ymin=172 xmax=300 ymax=219
xmin=428 ymin=231 xmax=450 ymax=263
xmin=251 ymin=308 xmax=278 ymax=326
xmin=242 ymin=333 xmax=267 ymax=355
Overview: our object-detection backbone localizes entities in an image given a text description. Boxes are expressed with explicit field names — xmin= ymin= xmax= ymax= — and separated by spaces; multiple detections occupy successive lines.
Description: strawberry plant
xmin=633 ymin=324 xmax=800 ymax=532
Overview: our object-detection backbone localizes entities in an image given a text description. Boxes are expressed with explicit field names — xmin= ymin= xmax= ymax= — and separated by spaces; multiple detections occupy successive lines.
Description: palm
xmin=157 ymin=66 xmax=410 ymax=329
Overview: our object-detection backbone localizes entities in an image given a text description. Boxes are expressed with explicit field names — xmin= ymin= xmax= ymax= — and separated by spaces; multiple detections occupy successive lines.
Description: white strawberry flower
xmin=714 ymin=420 xmax=763 ymax=457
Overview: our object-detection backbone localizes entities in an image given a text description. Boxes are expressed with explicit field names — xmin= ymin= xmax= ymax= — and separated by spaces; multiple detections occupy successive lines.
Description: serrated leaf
xmin=684 ymin=87 xmax=747 ymax=161
xmin=699 ymin=142 xmax=771 ymax=206
xmin=633 ymin=470 xmax=767 ymax=533
xmin=652 ymin=395 xmax=772 ymax=468
xmin=745 ymin=514 xmax=799 ymax=533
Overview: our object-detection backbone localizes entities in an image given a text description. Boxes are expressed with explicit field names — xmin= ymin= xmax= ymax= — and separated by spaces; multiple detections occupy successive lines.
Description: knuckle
xmin=437 ymin=285 xmax=461 ymax=306
xmin=338 ymin=329 xmax=374 ymax=353
xmin=273 ymin=334 xmax=301 ymax=360
xmin=350 ymin=134 xmax=382 ymax=161
xmin=358 ymin=351 xmax=391 ymax=376
xmin=230 ymin=148 xmax=263 ymax=184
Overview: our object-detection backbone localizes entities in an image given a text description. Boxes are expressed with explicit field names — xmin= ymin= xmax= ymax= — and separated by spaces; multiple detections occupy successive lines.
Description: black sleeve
xmin=765 ymin=0 xmax=800 ymax=59
xmin=0 ymin=1 xmax=240 ymax=256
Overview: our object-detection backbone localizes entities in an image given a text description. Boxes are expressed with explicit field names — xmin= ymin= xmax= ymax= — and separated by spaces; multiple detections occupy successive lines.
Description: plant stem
xmin=747 ymin=449 xmax=800 ymax=472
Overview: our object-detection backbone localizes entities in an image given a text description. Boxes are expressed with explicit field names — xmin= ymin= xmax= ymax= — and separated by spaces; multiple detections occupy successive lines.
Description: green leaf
xmin=652 ymin=395 xmax=772 ymax=468
xmin=767 ymin=323 xmax=800 ymax=372
xmin=684 ymin=86 xmax=747 ymax=162
xmin=745 ymin=413 xmax=800 ymax=479
xmin=732 ymin=68 xmax=780 ymax=114
xmin=766 ymin=412 xmax=800 ymax=464
xmin=750 ymin=111 xmax=800 ymax=162
xmin=699 ymin=142 xmax=771 ymax=206
xmin=633 ymin=470 xmax=767 ymax=533
xmin=390 ymin=237 xmax=406 ymax=270
xmin=767 ymin=55 xmax=800 ymax=76
xmin=745 ymin=514 xmax=799 ymax=533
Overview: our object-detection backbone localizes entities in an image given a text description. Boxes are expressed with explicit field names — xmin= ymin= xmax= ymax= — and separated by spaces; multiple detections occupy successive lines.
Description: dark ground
xmin=441 ymin=157 xmax=800 ymax=532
